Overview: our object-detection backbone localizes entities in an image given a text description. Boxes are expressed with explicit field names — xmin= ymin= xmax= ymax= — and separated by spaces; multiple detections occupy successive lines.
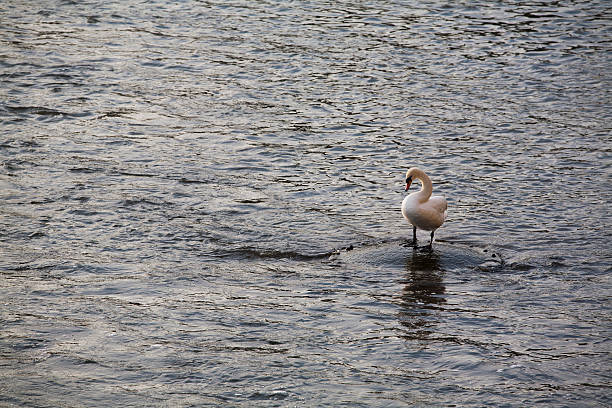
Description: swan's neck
xmin=415 ymin=171 xmax=433 ymax=200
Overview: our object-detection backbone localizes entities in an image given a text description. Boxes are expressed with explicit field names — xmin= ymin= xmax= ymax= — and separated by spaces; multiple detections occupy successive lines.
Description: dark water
xmin=1 ymin=0 xmax=611 ymax=406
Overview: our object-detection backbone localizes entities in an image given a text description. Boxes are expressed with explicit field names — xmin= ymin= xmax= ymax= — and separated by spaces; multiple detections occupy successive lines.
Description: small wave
xmin=1 ymin=105 xmax=88 ymax=122
xmin=3 ymin=105 xmax=67 ymax=117
xmin=119 ymin=197 xmax=168 ymax=208
xmin=69 ymin=166 xmax=104 ymax=174
xmin=218 ymin=246 xmax=337 ymax=262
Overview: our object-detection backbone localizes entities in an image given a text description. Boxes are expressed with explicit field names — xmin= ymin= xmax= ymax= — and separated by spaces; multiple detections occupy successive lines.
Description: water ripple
xmin=1 ymin=0 xmax=610 ymax=407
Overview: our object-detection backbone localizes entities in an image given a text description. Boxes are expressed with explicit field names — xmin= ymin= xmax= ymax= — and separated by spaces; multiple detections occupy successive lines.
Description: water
xmin=1 ymin=0 xmax=611 ymax=406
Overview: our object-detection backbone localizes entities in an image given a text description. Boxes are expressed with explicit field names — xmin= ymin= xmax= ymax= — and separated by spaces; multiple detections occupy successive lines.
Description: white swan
xmin=401 ymin=167 xmax=447 ymax=247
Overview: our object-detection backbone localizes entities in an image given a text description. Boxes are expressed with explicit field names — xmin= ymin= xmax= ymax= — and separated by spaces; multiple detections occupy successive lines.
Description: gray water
xmin=1 ymin=0 xmax=611 ymax=406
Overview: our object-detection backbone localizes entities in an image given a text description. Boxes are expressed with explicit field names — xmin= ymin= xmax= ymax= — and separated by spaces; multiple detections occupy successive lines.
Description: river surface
xmin=1 ymin=1 xmax=611 ymax=406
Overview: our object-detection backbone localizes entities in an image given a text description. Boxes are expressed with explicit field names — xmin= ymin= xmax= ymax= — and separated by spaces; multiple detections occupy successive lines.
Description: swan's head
xmin=405 ymin=167 xmax=418 ymax=191
xmin=405 ymin=167 xmax=421 ymax=191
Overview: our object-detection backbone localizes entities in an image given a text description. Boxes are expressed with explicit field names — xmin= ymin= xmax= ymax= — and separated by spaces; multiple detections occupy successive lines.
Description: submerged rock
xmin=330 ymin=240 xmax=502 ymax=273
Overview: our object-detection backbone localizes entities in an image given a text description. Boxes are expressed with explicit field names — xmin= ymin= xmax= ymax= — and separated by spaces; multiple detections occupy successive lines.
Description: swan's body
xmin=401 ymin=167 xmax=447 ymax=247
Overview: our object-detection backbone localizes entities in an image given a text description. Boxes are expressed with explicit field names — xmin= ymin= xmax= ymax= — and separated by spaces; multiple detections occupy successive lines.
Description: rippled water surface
xmin=1 ymin=1 xmax=611 ymax=406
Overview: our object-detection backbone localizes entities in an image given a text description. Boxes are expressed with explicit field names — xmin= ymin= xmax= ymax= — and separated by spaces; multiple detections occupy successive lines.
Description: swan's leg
xmin=412 ymin=226 xmax=417 ymax=245
xmin=429 ymin=231 xmax=435 ymax=248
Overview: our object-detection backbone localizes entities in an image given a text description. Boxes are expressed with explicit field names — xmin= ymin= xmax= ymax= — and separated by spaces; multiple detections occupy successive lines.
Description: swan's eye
xmin=406 ymin=176 xmax=412 ymax=184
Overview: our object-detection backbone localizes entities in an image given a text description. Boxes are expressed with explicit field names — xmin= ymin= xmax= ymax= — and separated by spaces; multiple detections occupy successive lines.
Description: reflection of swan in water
xmin=397 ymin=250 xmax=446 ymax=335
xmin=403 ymin=250 xmax=445 ymax=305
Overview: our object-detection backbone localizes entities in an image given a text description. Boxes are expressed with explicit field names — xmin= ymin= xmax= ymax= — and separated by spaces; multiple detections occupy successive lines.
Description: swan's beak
xmin=405 ymin=177 xmax=412 ymax=191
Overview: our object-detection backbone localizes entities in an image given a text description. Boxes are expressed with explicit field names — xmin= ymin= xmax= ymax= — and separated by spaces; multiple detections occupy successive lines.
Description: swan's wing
xmin=429 ymin=195 xmax=447 ymax=214
xmin=412 ymin=195 xmax=447 ymax=230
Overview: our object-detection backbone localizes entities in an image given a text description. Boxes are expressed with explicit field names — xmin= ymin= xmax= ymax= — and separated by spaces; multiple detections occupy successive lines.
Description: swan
xmin=401 ymin=167 xmax=447 ymax=247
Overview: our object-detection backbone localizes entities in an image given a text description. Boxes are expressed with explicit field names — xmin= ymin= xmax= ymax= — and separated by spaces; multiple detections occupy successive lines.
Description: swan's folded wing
xmin=429 ymin=195 xmax=447 ymax=213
